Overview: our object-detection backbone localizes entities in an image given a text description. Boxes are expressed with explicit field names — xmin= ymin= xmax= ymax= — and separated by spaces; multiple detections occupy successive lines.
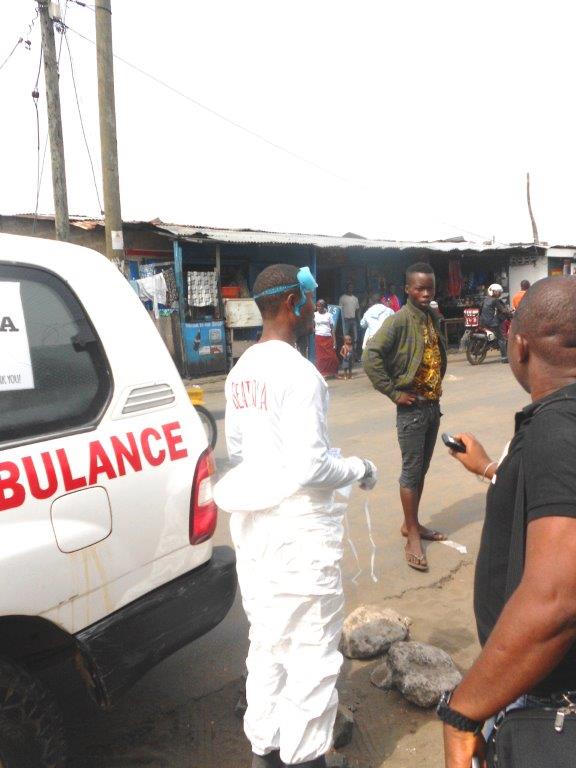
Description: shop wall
xmin=509 ymin=256 xmax=547 ymax=297
xmin=0 ymin=216 xmax=107 ymax=253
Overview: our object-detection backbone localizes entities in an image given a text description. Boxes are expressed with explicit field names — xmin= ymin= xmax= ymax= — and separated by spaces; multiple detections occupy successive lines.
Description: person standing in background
xmin=360 ymin=293 xmax=394 ymax=349
xmin=512 ymin=279 xmax=530 ymax=310
xmin=338 ymin=282 xmax=360 ymax=353
xmin=381 ymin=282 xmax=402 ymax=312
xmin=314 ymin=299 xmax=339 ymax=379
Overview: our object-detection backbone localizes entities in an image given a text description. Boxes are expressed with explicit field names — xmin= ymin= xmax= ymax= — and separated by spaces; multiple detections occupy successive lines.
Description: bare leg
xmin=400 ymin=485 xmax=424 ymax=559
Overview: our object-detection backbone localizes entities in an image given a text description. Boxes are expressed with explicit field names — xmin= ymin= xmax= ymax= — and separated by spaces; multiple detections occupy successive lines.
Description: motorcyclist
xmin=479 ymin=283 xmax=511 ymax=363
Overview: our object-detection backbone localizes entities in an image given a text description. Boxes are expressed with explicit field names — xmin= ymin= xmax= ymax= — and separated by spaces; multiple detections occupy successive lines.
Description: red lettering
xmin=23 ymin=453 xmax=58 ymax=500
xmin=0 ymin=461 xmax=26 ymax=511
xmin=240 ymin=381 xmax=249 ymax=408
xmin=141 ymin=428 xmax=166 ymax=467
xmin=111 ymin=433 xmax=143 ymax=476
xmin=88 ymin=441 xmax=117 ymax=485
xmin=162 ymin=422 xmax=188 ymax=461
xmin=56 ymin=449 xmax=87 ymax=492
xmin=232 ymin=382 xmax=243 ymax=409
xmin=259 ymin=383 xmax=267 ymax=411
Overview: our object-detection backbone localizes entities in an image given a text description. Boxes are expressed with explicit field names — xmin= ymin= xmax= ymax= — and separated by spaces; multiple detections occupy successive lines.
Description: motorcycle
xmin=463 ymin=307 xmax=509 ymax=366
xmin=187 ymin=385 xmax=218 ymax=449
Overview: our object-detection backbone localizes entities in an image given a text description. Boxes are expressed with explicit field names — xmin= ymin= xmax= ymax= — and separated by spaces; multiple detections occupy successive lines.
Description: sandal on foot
xmin=401 ymin=527 xmax=446 ymax=542
xmin=405 ymin=550 xmax=428 ymax=571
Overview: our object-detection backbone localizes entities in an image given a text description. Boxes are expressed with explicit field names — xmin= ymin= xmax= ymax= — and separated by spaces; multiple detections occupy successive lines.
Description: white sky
xmin=1 ymin=0 xmax=575 ymax=244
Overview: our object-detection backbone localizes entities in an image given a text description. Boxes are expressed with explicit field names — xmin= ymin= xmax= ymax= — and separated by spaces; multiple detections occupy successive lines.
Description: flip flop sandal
xmin=405 ymin=550 xmax=429 ymax=571
xmin=401 ymin=528 xmax=447 ymax=542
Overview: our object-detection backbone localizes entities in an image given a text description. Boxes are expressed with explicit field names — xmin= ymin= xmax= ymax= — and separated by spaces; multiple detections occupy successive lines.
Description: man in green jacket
xmin=363 ymin=262 xmax=447 ymax=572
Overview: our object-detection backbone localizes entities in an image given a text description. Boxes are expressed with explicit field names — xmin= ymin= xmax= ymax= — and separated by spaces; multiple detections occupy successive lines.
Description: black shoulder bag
xmin=487 ymin=397 xmax=576 ymax=768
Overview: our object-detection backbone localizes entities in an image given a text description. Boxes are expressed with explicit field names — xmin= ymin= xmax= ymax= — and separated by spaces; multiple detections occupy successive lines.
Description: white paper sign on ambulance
xmin=0 ymin=281 xmax=34 ymax=391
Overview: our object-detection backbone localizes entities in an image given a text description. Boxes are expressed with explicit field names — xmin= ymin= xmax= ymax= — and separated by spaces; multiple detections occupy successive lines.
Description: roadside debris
xmin=370 ymin=641 xmax=462 ymax=708
xmin=340 ymin=605 xmax=412 ymax=659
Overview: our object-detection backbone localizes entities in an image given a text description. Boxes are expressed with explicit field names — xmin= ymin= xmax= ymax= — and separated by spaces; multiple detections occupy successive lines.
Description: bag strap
xmin=504 ymin=393 xmax=576 ymax=598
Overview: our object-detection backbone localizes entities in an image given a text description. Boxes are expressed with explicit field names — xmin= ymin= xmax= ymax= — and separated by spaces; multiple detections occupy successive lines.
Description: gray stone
xmin=340 ymin=605 xmax=411 ymax=659
xmin=370 ymin=658 xmax=394 ymax=690
xmin=333 ymin=705 xmax=354 ymax=749
xmin=387 ymin=641 xmax=462 ymax=708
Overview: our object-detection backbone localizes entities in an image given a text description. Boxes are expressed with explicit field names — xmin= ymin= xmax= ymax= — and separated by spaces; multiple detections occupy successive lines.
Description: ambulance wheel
xmin=0 ymin=659 xmax=66 ymax=768
xmin=195 ymin=405 xmax=217 ymax=450
xmin=466 ymin=338 xmax=487 ymax=365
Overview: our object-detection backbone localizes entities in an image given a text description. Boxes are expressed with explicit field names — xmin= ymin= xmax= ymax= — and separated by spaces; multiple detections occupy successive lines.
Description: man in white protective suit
xmin=214 ymin=264 xmax=377 ymax=768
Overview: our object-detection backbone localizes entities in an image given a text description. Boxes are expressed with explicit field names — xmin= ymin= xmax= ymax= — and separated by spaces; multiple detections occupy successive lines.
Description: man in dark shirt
xmin=439 ymin=276 xmax=576 ymax=767
xmin=479 ymin=283 xmax=511 ymax=362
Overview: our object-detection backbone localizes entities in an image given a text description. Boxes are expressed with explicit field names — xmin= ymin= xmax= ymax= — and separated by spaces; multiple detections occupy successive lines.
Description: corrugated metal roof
xmin=2 ymin=214 xmax=545 ymax=253
xmin=151 ymin=221 xmax=538 ymax=253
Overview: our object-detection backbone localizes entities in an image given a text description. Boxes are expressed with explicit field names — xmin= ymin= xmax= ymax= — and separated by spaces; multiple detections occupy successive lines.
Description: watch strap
xmin=436 ymin=690 xmax=483 ymax=733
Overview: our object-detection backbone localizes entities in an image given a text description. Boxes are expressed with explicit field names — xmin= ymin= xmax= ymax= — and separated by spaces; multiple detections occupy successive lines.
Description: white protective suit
xmin=214 ymin=340 xmax=366 ymax=765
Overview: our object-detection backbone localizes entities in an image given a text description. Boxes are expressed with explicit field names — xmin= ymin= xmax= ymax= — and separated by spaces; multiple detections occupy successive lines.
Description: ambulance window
xmin=0 ymin=265 xmax=112 ymax=447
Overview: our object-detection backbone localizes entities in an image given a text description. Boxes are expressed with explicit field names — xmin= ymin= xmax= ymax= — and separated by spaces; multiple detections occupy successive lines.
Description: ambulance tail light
xmin=190 ymin=448 xmax=218 ymax=545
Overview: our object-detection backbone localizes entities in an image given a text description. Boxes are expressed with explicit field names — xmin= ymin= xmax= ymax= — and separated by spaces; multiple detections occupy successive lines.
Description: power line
xmin=0 ymin=9 xmax=39 ymax=72
xmin=0 ymin=38 xmax=23 ymax=72
xmin=64 ymin=23 xmax=351 ymax=186
xmin=63 ymin=19 xmax=505 ymax=245
xmin=63 ymin=30 xmax=102 ymax=211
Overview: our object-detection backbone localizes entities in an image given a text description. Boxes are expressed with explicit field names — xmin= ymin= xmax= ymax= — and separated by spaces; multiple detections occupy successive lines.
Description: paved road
xmin=66 ymin=350 xmax=527 ymax=766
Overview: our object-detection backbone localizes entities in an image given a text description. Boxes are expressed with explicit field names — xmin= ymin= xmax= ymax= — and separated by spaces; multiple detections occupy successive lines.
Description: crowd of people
xmin=215 ymin=262 xmax=575 ymax=768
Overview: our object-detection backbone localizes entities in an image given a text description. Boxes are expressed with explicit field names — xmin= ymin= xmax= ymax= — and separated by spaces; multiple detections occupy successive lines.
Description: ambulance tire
xmin=195 ymin=405 xmax=217 ymax=450
xmin=0 ymin=658 xmax=66 ymax=768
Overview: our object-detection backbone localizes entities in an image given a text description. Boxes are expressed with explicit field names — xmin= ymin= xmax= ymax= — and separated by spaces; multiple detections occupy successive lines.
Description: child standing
xmin=338 ymin=334 xmax=354 ymax=380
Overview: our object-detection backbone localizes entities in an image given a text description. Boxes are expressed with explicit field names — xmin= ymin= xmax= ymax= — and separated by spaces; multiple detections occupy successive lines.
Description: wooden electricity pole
xmin=526 ymin=172 xmax=540 ymax=246
xmin=95 ymin=0 xmax=123 ymax=261
xmin=37 ymin=0 xmax=69 ymax=240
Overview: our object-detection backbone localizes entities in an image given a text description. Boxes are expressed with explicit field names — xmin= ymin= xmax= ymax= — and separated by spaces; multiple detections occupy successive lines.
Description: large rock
xmin=373 ymin=641 xmax=462 ymax=708
xmin=340 ymin=605 xmax=411 ymax=659
xmin=333 ymin=705 xmax=354 ymax=748
xmin=369 ymin=657 xmax=394 ymax=690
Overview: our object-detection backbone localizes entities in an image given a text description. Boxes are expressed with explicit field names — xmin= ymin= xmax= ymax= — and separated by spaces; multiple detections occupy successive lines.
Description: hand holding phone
xmin=442 ymin=432 xmax=466 ymax=453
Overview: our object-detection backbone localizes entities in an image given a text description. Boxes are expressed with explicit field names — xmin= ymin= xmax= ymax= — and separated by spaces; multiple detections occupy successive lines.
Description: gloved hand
xmin=359 ymin=459 xmax=377 ymax=490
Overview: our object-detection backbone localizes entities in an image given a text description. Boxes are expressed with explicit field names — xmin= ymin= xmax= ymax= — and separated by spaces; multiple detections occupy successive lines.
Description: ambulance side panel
xmin=0 ymin=236 xmax=213 ymax=634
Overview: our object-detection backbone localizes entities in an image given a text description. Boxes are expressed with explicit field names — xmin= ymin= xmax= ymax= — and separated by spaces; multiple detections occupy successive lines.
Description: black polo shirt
xmin=474 ymin=382 xmax=576 ymax=696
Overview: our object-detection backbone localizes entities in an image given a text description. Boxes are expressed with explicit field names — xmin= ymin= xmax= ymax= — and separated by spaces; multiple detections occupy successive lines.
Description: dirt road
xmin=66 ymin=351 xmax=527 ymax=767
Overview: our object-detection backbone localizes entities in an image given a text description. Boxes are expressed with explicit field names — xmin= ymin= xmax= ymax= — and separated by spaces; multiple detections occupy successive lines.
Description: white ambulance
xmin=0 ymin=234 xmax=236 ymax=767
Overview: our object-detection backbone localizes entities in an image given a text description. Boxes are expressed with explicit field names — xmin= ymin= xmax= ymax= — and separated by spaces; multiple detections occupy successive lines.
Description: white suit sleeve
xmin=280 ymin=371 xmax=365 ymax=489
xmin=224 ymin=400 xmax=243 ymax=466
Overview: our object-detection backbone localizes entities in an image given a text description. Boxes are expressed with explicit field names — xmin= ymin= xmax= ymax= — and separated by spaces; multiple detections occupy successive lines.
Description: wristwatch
xmin=436 ymin=690 xmax=483 ymax=733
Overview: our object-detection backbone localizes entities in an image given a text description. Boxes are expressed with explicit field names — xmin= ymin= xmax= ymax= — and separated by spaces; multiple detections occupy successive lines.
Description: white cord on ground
xmin=364 ymin=499 xmax=379 ymax=583
xmin=440 ymin=539 xmax=468 ymax=555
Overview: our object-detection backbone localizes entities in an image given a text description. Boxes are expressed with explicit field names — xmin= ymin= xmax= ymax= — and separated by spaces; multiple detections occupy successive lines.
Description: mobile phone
xmin=441 ymin=432 xmax=466 ymax=453
xmin=471 ymin=758 xmax=481 ymax=768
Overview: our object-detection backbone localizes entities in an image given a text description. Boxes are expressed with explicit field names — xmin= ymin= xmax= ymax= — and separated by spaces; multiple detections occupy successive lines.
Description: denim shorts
xmin=396 ymin=400 xmax=441 ymax=490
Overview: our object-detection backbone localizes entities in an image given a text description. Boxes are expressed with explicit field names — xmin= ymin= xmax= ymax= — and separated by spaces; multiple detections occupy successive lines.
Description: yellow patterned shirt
xmin=412 ymin=317 xmax=442 ymax=400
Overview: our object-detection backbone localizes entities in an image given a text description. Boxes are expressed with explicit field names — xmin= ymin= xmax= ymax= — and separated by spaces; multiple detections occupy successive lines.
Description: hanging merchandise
xmin=136 ymin=272 xmax=167 ymax=319
xmin=448 ymin=259 xmax=463 ymax=298
xmin=188 ymin=271 xmax=217 ymax=307
xmin=163 ymin=267 xmax=179 ymax=306
xmin=138 ymin=264 xmax=155 ymax=279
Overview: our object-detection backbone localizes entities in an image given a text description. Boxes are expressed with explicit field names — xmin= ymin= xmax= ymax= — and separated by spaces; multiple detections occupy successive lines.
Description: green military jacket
xmin=362 ymin=301 xmax=447 ymax=403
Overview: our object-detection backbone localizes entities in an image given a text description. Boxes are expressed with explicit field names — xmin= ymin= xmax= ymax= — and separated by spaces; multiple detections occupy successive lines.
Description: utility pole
xmin=526 ymin=172 xmax=540 ymax=246
xmin=37 ymin=0 xmax=69 ymax=241
xmin=95 ymin=0 xmax=123 ymax=261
